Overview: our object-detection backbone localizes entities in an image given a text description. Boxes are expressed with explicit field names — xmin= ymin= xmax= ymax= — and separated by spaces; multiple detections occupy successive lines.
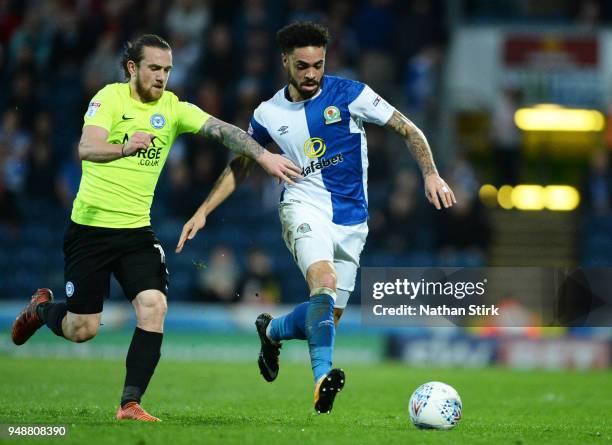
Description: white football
xmin=409 ymin=381 xmax=462 ymax=429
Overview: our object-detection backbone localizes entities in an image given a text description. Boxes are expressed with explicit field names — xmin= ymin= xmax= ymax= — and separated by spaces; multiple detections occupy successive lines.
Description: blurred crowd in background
xmin=1 ymin=0 xmax=611 ymax=304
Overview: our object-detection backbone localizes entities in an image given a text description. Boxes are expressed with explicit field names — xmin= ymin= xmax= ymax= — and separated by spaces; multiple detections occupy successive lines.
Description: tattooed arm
xmin=199 ymin=116 xmax=264 ymax=159
xmin=385 ymin=110 xmax=455 ymax=209
xmin=385 ymin=110 xmax=438 ymax=178
xmin=198 ymin=116 xmax=301 ymax=185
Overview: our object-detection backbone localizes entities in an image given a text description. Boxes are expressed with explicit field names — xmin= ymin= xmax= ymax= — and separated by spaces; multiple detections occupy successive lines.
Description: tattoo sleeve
xmin=385 ymin=110 xmax=438 ymax=178
xmin=199 ymin=116 xmax=264 ymax=159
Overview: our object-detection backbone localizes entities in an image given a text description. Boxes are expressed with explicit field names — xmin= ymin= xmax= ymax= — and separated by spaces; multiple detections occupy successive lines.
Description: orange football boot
xmin=11 ymin=288 xmax=54 ymax=345
xmin=116 ymin=402 xmax=161 ymax=422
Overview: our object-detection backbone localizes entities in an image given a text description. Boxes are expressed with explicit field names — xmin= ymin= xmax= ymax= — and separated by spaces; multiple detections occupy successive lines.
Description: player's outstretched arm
xmin=79 ymin=125 xmax=152 ymax=163
xmin=385 ymin=110 xmax=456 ymax=210
xmin=175 ymin=156 xmax=252 ymax=253
xmin=199 ymin=116 xmax=302 ymax=185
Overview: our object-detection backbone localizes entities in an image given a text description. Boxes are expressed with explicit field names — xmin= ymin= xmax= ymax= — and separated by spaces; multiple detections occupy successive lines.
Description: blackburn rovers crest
xmin=323 ymin=106 xmax=341 ymax=124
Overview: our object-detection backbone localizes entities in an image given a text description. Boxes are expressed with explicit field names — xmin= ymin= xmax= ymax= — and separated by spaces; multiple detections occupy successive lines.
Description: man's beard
xmin=288 ymin=73 xmax=319 ymax=100
xmin=135 ymin=75 xmax=163 ymax=102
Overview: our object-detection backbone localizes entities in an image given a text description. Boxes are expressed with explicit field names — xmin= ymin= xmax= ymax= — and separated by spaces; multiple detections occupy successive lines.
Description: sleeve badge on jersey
xmin=373 ymin=96 xmax=381 ymax=107
xmin=323 ymin=106 xmax=342 ymax=124
xmin=297 ymin=223 xmax=312 ymax=234
xmin=85 ymin=102 xmax=101 ymax=118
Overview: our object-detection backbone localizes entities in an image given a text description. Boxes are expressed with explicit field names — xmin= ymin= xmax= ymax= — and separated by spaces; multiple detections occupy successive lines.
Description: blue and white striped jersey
xmin=247 ymin=75 xmax=395 ymax=226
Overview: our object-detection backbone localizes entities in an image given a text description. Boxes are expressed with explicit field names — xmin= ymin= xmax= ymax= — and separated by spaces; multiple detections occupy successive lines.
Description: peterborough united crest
xmin=323 ymin=106 xmax=341 ymax=124
xmin=150 ymin=113 xmax=166 ymax=129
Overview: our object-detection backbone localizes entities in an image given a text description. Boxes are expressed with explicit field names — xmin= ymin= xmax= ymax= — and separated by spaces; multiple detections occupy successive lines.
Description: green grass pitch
xmin=0 ymin=355 xmax=610 ymax=445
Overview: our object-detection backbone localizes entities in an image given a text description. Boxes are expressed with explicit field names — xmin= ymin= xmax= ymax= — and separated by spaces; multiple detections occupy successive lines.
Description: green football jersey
xmin=72 ymin=83 xmax=210 ymax=228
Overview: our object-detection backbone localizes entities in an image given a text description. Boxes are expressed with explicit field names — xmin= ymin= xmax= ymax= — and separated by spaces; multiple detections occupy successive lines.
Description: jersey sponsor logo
xmin=323 ymin=106 xmax=341 ymax=124
xmin=303 ymin=137 xmax=327 ymax=158
xmin=121 ymin=133 xmax=164 ymax=167
xmin=122 ymin=114 xmax=134 ymax=120
xmin=301 ymin=153 xmax=344 ymax=177
xmin=65 ymin=281 xmax=75 ymax=298
xmin=85 ymin=102 xmax=101 ymax=118
xmin=373 ymin=96 xmax=381 ymax=107
xmin=150 ymin=113 xmax=166 ymax=129
xmin=277 ymin=125 xmax=289 ymax=135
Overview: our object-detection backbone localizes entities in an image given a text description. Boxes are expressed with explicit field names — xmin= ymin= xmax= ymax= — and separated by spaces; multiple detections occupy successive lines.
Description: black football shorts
xmin=63 ymin=221 xmax=169 ymax=314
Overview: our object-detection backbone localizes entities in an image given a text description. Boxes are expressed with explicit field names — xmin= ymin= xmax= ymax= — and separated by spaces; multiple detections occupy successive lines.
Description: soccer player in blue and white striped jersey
xmin=177 ymin=21 xmax=455 ymax=414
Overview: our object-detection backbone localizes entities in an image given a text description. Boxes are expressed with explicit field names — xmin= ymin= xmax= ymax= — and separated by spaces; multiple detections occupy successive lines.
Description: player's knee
xmin=72 ymin=326 xmax=97 ymax=343
xmin=156 ymin=299 xmax=167 ymax=319
xmin=147 ymin=295 xmax=167 ymax=318
xmin=70 ymin=320 xmax=99 ymax=343
xmin=64 ymin=313 xmax=100 ymax=343
xmin=136 ymin=291 xmax=167 ymax=319
xmin=317 ymin=273 xmax=337 ymax=292
xmin=307 ymin=262 xmax=337 ymax=292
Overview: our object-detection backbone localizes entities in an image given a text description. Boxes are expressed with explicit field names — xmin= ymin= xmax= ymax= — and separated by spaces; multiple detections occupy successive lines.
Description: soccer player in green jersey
xmin=11 ymin=34 xmax=302 ymax=422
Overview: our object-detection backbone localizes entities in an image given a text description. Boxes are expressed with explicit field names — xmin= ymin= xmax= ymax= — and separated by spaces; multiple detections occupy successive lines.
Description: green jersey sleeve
xmin=83 ymin=85 xmax=119 ymax=131
xmin=176 ymin=101 xmax=210 ymax=135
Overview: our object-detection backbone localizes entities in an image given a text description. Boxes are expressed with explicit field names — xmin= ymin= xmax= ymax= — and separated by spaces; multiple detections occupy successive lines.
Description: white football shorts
xmin=278 ymin=201 xmax=368 ymax=308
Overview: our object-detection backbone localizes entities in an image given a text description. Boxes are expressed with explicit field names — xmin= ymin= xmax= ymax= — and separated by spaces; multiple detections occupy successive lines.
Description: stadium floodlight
xmin=512 ymin=185 xmax=545 ymax=210
xmin=514 ymin=104 xmax=604 ymax=132
xmin=497 ymin=185 xmax=514 ymax=209
xmin=544 ymin=185 xmax=580 ymax=211
xmin=479 ymin=184 xmax=498 ymax=208
xmin=482 ymin=184 xmax=580 ymax=211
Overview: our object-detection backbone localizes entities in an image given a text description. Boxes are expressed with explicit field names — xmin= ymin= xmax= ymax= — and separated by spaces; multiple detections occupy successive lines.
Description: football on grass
xmin=409 ymin=381 xmax=462 ymax=429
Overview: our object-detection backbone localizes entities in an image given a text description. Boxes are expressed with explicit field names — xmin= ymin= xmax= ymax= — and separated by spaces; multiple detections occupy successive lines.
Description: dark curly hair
xmin=120 ymin=34 xmax=171 ymax=80
xmin=276 ymin=21 xmax=329 ymax=53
